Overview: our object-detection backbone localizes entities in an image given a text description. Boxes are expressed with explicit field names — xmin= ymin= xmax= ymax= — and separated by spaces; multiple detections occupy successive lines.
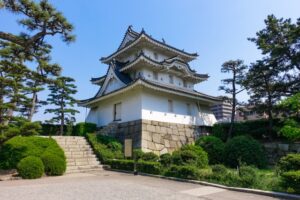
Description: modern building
xmin=210 ymin=97 xmax=232 ymax=122
xmin=235 ymin=105 xmax=268 ymax=122
xmin=79 ymin=26 xmax=222 ymax=154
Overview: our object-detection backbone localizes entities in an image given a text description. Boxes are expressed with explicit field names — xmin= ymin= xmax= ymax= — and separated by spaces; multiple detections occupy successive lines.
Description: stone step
xmin=62 ymin=148 xmax=93 ymax=152
xmin=67 ymin=165 xmax=102 ymax=171
xmin=66 ymin=167 xmax=102 ymax=174
xmin=67 ymin=161 xmax=100 ymax=167
xmin=67 ymin=157 xmax=99 ymax=162
xmin=64 ymin=151 xmax=95 ymax=156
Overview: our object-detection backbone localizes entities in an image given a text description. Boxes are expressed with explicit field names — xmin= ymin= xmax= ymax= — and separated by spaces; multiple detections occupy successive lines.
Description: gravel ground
xmin=0 ymin=171 xmax=283 ymax=200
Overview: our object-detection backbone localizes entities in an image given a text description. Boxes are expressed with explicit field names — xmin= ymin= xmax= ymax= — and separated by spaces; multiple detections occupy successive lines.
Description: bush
xmin=238 ymin=166 xmax=258 ymax=187
xmin=41 ymin=153 xmax=66 ymax=176
xmin=17 ymin=156 xmax=44 ymax=179
xmin=159 ymin=153 xmax=172 ymax=167
xmin=165 ymin=165 xmax=200 ymax=179
xmin=141 ymin=152 xmax=159 ymax=162
xmin=133 ymin=149 xmax=144 ymax=160
xmin=212 ymin=119 xmax=283 ymax=141
xmin=87 ymin=134 xmax=123 ymax=163
xmin=279 ymin=119 xmax=300 ymax=142
xmin=0 ymin=136 xmax=65 ymax=169
xmin=137 ymin=160 xmax=162 ymax=174
xmin=281 ymin=170 xmax=300 ymax=193
xmin=73 ymin=122 xmax=97 ymax=136
xmin=108 ymin=159 xmax=134 ymax=171
xmin=19 ymin=122 xmax=42 ymax=136
xmin=196 ymin=136 xmax=225 ymax=164
xmin=41 ymin=123 xmax=67 ymax=135
xmin=210 ymin=164 xmax=228 ymax=181
xmin=224 ymin=136 xmax=267 ymax=168
xmin=277 ymin=154 xmax=300 ymax=174
xmin=172 ymin=145 xmax=208 ymax=168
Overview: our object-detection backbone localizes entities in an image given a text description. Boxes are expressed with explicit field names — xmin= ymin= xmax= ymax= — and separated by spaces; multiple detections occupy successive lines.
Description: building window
xmin=153 ymin=71 xmax=158 ymax=80
xmin=186 ymin=103 xmax=191 ymax=115
xmin=114 ymin=103 xmax=122 ymax=121
xmin=169 ymin=75 xmax=174 ymax=84
xmin=183 ymin=80 xmax=187 ymax=87
xmin=153 ymin=52 xmax=158 ymax=60
xmin=168 ymin=100 xmax=173 ymax=113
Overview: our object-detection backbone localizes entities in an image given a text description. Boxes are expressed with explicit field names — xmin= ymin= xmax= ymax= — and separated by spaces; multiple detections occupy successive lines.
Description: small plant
xmin=172 ymin=145 xmax=208 ymax=168
xmin=238 ymin=166 xmax=258 ymax=187
xmin=141 ymin=152 xmax=159 ymax=162
xmin=224 ymin=136 xmax=266 ymax=168
xmin=165 ymin=165 xmax=200 ymax=180
xmin=17 ymin=156 xmax=44 ymax=179
xmin=73 ymin=122 xmax=97 ymax=136
xmin=41 ymin=153 xmax=66 ymax=176
xmin=280 ymin=170 xmax=300 ymax=194
xmin=137 ymin=161 xmax=162 ymax=174
xmin=196 ymin=136 xmax=225 ymax=164
xmin=133 ymin=149 xmax=144 ymax=160
xmin=159 ymin=153 xmax=172 ymax=167
xmin=277 ymin=153 xmax=300 ymax=174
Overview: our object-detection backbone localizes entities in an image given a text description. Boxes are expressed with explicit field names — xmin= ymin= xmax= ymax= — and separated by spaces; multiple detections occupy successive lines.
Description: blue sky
xmin=1 ymin=0 xmax=300 ymax=122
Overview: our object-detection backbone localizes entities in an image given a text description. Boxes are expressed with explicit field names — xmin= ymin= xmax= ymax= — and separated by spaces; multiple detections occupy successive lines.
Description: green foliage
xmin=281 ymin=170 xmax=300 ymax=194
xmin=41 ymin=123 xmax=67 ymax=135
xmin=165 ymin=165 xmax=200 ymax=180
xmin=172 ymin=145 xmax=208 ymax=168
xmin=196 ymin=136 xmax=225 ymax=164
xmin=279 ymin=93 xmax=300 ymax=116
xmin=212 ymin=119 xmax=282 ymax=141
xmin=224 ymin=136 xmax=267 ymax=168
xmin=279 ymin=119 xmax=300 ymax=142
xmin=19 ymin=121 xmax=42 ymax=136
xmin=17 ymin=156 xmax=44 ymax=179
xmin=74 ymin=122 xmax=97 ymax=136
xmin=277 ymin=154 xmax=300 ymax=174
xmin=210 ymin=164 xmax=229 ymax=181
xmin=238 ymin=166 xmax=258 ymax=187
xmin=107 ymin=159 xmax=134 ymax=171
xmin=133 ymin=149 xmax=144 ymax=160
xmin=159 ymin=153 xmax=172 ymax=167
xmin=44 ymin=76 xmax=79 ymax=135
xmin=0 ymin=136 xmax=65 ymax=169
xmin=141 ymin=152 xmax=159 ymax=162
xmin=86 ymin=133 xmax=123 ymax=163
xmin=41 ymin=152 xmax=66 ymax=176
xmin=137 ymin=160 xmax=162 ymax=175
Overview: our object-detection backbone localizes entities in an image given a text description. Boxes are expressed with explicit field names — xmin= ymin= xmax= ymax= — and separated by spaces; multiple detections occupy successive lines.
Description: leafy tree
xmin=45 ymin=77 xmax=79 ymax=135
xmin=219 ymin=60 xmax=247 ymax=140
xmin=0 ymin=0 xmax=75 ymax=121
xmin=245 ymin=15 xmax=300 ymax=134
xmin=279 ymin=93 xmax=300 ymax=118
xmin=248 ymin=15 xmax=300 ymax=95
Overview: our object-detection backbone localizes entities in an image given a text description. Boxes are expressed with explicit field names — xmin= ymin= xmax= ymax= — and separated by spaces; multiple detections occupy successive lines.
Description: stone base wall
xmin=97 ymin=119 xmax=209 ymax=155
xmin=263 ymin=142 xmax=300 ymax=165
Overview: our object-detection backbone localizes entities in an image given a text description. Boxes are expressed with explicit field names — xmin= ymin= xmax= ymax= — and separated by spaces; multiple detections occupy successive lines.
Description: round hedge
xmin=172 ymin=145 xmax=208 ymax=168
xmin=41 ymin=152 xmax=66 ymax=176
xmin=196 ymin=136 xmax=225 ymax=164
xmin=224 ymin=136 xmax=266 ymax=168
xmin=159 ymin=153 xmax=172 ymax=167
xmin=17 ymin=156 xmax=44 ymax=179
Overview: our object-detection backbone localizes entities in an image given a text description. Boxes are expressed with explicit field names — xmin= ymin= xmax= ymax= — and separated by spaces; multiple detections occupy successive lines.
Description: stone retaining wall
xmin=263 ymin=142 xmax=300 ymax=165
xmin=98 ymin=119 xmax=209 ymax=155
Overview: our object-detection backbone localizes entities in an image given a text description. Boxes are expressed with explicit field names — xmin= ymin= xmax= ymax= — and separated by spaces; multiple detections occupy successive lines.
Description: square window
xmin=168 ymin=100 xmax=173 ymax=113
xmin=186 ymin=103 xmax=191 ymax=115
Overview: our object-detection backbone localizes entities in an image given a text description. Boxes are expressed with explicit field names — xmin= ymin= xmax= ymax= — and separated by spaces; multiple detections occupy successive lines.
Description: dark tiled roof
xmin=100 ymin=27 xmax=198 ymax=63
xmin=113 ymin=60 xmax=132 ymax=84
xmin=78 ymin=78 xmax=221 ymax=106
xmin=90 ymin=75 xmax=106 ymax=82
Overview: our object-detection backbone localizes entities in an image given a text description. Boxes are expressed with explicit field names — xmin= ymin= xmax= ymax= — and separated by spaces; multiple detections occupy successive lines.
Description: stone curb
xmin=105 ymin=168 xmax=300 ymax=200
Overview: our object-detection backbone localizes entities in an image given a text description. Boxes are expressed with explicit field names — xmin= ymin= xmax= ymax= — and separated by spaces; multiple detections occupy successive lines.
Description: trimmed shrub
xmin=159 ymin=153 xmax=172 ymax=167
xmin=108 ymin=159 xmax=134 ymax=171
xmin=279 ymin=119 xmax=300 ymax=142
xmin=172 ymin=145 xmax=208 ymax=168
xmin=86 ymin=133 xmax=123 ymax=163
xmin=165 ymin=165 xmax=200 ymax=179
xmin=277 ymin=153 xmax=300 ymax=173
xmin=141 ymin=152 xmax=159 ymax=162
xmin=210 ymin=164 xmax=228 ymax=181
xmin=137 ymin=161 xmax=162 ymax=174
xmin=0 ymin=136 xmax=65 ymax=169
xmin=17 ymin=156 xmax=44 ymax=179
xmin=224 ymin=136 xmax=267 ymax=168
xmin=41 ymin=153 xmax=66 ymax=176
xmin=238 ymin=166 xmax=258 ymax=187
xmin=281 ymin=170 xmax=300 ymax=193
xmin=41 ymin=123 xmax=67 ymax=135
xmin=73 ymin=122 xmax=97 ymax=136
xmin=196 ymin=136 xmax=225 ymax=164
xmin=133 ymin=149 xmax=144 ymax=160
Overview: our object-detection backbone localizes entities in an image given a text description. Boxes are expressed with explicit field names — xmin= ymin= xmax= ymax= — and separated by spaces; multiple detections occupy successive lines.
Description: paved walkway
xmin=0 ymin=171 xmax=283 ymax=200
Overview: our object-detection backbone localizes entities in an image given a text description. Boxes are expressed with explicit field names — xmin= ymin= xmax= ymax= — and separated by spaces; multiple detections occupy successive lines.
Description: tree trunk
xmin=228 ymin=70 xmax=236 ymax=141
xmin=60 ymin=96 xmax=64 ymax=136
xmin=27 ymin=92 xmax=37 ymax=122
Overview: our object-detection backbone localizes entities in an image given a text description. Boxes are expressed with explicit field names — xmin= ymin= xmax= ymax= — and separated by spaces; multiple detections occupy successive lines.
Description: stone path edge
xmin=105 ymin=168 xmax=300 ymax=200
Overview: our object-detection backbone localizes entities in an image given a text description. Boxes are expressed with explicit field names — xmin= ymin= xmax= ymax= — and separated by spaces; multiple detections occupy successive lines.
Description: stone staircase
xmin=53 ymin=136 xmax=102 ymax=173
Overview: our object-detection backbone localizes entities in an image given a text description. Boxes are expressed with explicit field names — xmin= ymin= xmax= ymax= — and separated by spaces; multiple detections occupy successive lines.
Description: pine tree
xmin=45 ymin=77 xmax=79 ymax=135
xmin=219 ymin=60 xmax=247 ymax=140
